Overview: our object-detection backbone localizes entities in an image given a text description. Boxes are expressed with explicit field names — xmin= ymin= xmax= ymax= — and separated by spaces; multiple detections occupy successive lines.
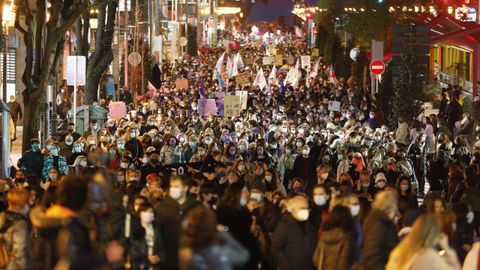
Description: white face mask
xmin=120 ymin=162 xmax=129 ymax=169
xmin=377 ymin=181 xmax=386 ymax=189
xmin=80 ymin=160 xmax=87 ymax=167
xmin=321 ymin=173 xmax=329 ymax=179
xmin=313 ymin=195 xmax=327 ymax=206
xmin=169 ymin=187 xmax=183 ymax=200
xmin=295 ymin=209 xmax=309 ymax=221
xmin=466 ymin=211 xmax=475 ymax=224
xmin=400 ymin=184 xmax=409 ymax=192
xmin=240 ymin=197 xmax=247 ymax=206
xmin=302 ymin=149 xmax=310 ymax=156
xmin=140 ymin=212 xmax=155 ymax=223
xmin=350 ymin=205 xmax=360 ymax=217
xmin=265 ymin=175 xmax=272 ymax=182
xmin=250 ymin=192 xmax=262 ymax=202
xmin=49 ymin=173 xmax=58 ymax=180
xmin=117 ymin=175 xmax=125 ymax=182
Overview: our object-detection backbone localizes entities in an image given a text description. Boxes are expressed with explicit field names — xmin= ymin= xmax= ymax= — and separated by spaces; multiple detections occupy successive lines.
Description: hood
xmin=30 ymin=205 xmax=71 ymax=229
xmin=321 ymin=228 xmax=349 ymax=245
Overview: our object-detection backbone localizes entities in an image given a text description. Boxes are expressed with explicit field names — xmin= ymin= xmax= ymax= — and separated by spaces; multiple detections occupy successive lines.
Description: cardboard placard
xmin=262 ymin=56 xmax=275 ymax=66
xmin=224 ymin=95 xmax=241 ymax=117
xmin=198 ymin=99 xmax=218 ymax=116
xmin=244 ymin=58 xmax=255 ymax=66
xmin=285 ymin=56 xmax=295 ymax=65
xmin=312 ymin=48 xmax=319 ymax=57
xmin=301 ymin=55 xmax=311 ymax=69
xmin=328 ymin=101 xmax=341 ymax=112
xmin=235 ymin=72 xmax=250 ymax=86
xmin=275 ymin=55 xmax=283 ymax=66
xmin=175 ymin=79 xmax=189 ymax=90
xmin=109 ymin=101 xmax=127 ymax=119
xmin=235 ymin=91 xmax=248 ymax=110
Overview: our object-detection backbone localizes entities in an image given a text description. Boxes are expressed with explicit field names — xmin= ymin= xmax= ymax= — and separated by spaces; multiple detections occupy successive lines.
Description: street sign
xmin=67 ymin=56 xmax=86 ymax=86
xmin=370 ymin=60 xmax=385 ymax=75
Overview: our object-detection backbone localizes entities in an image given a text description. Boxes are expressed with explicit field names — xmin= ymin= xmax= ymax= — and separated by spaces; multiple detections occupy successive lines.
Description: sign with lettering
xmin=224 ymin=95 xmax=241 ymax=117
xmin=109 ymin=101 xmax=127 ymax=119
xmin=175 ymin=79 xmax=189 ymax=90
xmin=198 ymin=99 xmax=218 ymax=116
xmin=235 ymin=91 xmax=248 ymax=110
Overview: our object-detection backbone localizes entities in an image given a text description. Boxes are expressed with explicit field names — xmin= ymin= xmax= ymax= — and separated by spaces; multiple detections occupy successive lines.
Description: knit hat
xmin=375 ymin=172 xmax=387 ymax=183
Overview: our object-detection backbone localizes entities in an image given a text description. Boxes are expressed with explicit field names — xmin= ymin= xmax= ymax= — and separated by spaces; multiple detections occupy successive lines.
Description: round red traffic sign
xmin=370 ymin=60 xmax=385 ymax=75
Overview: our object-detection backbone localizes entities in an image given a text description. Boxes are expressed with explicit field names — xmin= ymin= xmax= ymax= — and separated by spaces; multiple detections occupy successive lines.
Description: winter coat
xmin=313 ymin=228 xmax=356 ymax=270
xmin=216 ymin=204 xmax=259 ymax=270
xmin=180 ymin=231 xmax=250 ymax=270
xmin=19 ymin=150 xmax=43 ymax=177
xmin=29 ymin=205 xmax=69 ymax=270
xmin=359 ymin=209 xmax=398 ymax=270
xmin=271 ymin=213 xmax=317 ymax=270
xmin=0 ymin=211 xmax=32 ymax=270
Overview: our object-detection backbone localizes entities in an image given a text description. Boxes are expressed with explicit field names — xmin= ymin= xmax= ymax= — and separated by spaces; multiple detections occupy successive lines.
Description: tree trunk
xmin=21 ymin=88 xmax=43 ymax=151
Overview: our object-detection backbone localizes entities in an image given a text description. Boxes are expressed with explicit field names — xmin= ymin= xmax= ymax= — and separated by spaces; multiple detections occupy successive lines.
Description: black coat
xmin=216 ymin=204 xmax=260 ymax=270
xmin=359 ymin=209 xmax=398 ymax=270
xmin=271 ymin=213 xmax=317 ymax=270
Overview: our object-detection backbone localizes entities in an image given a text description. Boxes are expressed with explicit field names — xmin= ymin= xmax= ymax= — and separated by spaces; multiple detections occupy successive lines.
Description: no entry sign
xmin=370 ymin=60 xmax=385 ymax=75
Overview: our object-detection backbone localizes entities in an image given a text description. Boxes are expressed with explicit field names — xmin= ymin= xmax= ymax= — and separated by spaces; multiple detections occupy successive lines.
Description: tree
xmin=76 ymin=0 xmax=118 ymax=104
xmin=15 ymin=0 xmax=93 ymax=151
xmin=388 ymin=52 xmax=424 ymax=128
xmin=186 ymin=24 xmax=198 ymax=57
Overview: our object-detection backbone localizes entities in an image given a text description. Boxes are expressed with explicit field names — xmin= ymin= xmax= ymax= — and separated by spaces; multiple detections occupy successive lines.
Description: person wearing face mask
xmin=221 ymin=143 xmax=243 ymax=165
xmin=251 ymin=145 xmax=271 ymax=165
xmin=18 ymin=138 xmax=43 ymax=178
xmin=217 ymin=182 xmax=260 ymax=270
xmin=67 ymin=141 xmax=86 ymax=165
xmin=0 ymin=189 xmax=32 ymax=269
xmin=452 ymin=202 xmax=476 ymax=263
xmin=41 ymin=143 xmax=67 ymax=181
xmin=186 ymin=112 xmax=203 ymax=130
xmin=305 ymin=164 xmax=334 ymax=196
xmin=271 ymin=194 xmax=316 ymax=270
xmin=373 ymin=172 xmax=388 ymax=195
xmin=125 ymin=127 xmax=144 ymax=161
xmin=396 ymin=176 xmax=418 ymax=215
xmin=62 ymin=122 xmax=81 ymax=142
xmin=82 ymin=119 xmax=101 ymax=144
xmin=357 ymin=190 xmax=399 ymax=270
xmin=141 ymin=147 xmax=166 ymax=185
xmin=310 ymin=184 xmax=330 ymax=230
xmin=160 ymin=136 xmax=177 ymax=165
xmin=59 ymin=135 xmax=75 ymax=162
xmin=313 ymin=205 xmax=357 ymax=270
xmin=135 ymin=203 xmax=165 ymax=269
xmin=154 ymin=176 xmax=201 ymax=270
xmin=292 ymin=146 xmax=316 ymax=189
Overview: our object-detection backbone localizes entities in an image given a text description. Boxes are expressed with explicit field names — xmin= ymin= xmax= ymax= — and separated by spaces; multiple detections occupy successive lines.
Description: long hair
xmin=388 ymin=214 xmax=442 ymax=270
xmin=182 ymin=208 xmax=220 ymax=251
xmin=322 ymin=205 xmax=357 ymax=237
xmin=220 ymin=182 xmax=245 ymax=209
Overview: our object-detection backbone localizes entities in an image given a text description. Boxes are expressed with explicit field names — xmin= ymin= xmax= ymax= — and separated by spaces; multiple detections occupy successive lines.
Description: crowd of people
xmin=2 ymin=30 xmax=480 ymax=270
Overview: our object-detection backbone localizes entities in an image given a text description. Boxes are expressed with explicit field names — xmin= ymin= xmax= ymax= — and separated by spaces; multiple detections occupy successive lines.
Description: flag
xmin=279 ymin=64 xmax=289 ymax=72
xmin=198 ymin=50 xmax=207 ymax=63
xmin=228 ymin=56 xmax=238 ymax=78
xmin=226 ymin=56 xmax=232 ymax=77
xmin=199 ymin=80 xmax=205 ymax=98
xmin=217 ymin=73 xmax=227 ymax=89
xmin=268 ymin=64 xmax=277 ymax=85
xmin=253 ymin=68 xmax=267 ymax=90
xmin=295 ymin=58 xmax=300 ymax=71
xmin=310 ymin=59 xmax=320 ymax=78
xmin=329 ymin=64 xmax=338 ymax=84
xmin=235 ymin=52 xmax=244 ymax=69
xmin=215 ymin=52 xmax=225 ymax=75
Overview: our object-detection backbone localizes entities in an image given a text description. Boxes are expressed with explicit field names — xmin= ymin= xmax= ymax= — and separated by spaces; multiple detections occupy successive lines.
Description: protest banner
xmin=108 ymin=101 xmax=127 ymax=119
xmin=224 ymin=95 xmax=241 ymax=117
xmin=275 ymin=55 xmax=283 ymax=66
xmin=198 ymin=99 xmax=218 ymax=116
xmin=300 ymin=55 xmax=311 ymax=69
xmin=235 ymin=72 xmax=250 ymax=86
xmin=328 ymin=101 xmax=341 ymax=112
xmin=175 ymin=79 xmax=189 ymax=90
xmin=262 ymin=56 xmax=275 ymax=66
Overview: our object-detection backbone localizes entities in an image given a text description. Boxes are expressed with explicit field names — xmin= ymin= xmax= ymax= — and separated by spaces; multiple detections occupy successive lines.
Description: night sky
xmin=247 ymin=0 xmax=317 ymax=23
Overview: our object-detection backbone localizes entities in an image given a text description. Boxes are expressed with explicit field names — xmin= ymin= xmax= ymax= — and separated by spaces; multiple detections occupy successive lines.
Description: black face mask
xmin=208 ymin=195 xmax=218 ymax=206
xmin=68 ymin=128 xmax=75 ymax=132
xmin=16 ymin=178 xmax=25 ymax=183
xmin=150 ymin=158 xmax=159 ymax=166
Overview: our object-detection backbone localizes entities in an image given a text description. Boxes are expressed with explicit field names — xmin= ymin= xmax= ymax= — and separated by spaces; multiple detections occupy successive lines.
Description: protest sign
xmin=224 ymin=95 xmax=241 ymax=117
xmin=235 ymin=91 xmax=248 ymax=110
xmin=285 ymin=56 xmax=295 ymax=65
xmin=328 ymin=101 xmax=341 ymax=112
xmin=262 ymin=56 xmax=275 ymax=66
xmin=198 ymin=99 xmax=218 ymax=116
xmin=175 ymin=79 xmax=189 ymax=90
xmin=109 ymin=101 xmax=127 ymax=119
xmin=301 ymin=55 xmax=311 ymax=69
xmin=235 ymin=72 xmax=250 ymax=86
xmin=275 ymin=55 xmax=283 ymax=66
